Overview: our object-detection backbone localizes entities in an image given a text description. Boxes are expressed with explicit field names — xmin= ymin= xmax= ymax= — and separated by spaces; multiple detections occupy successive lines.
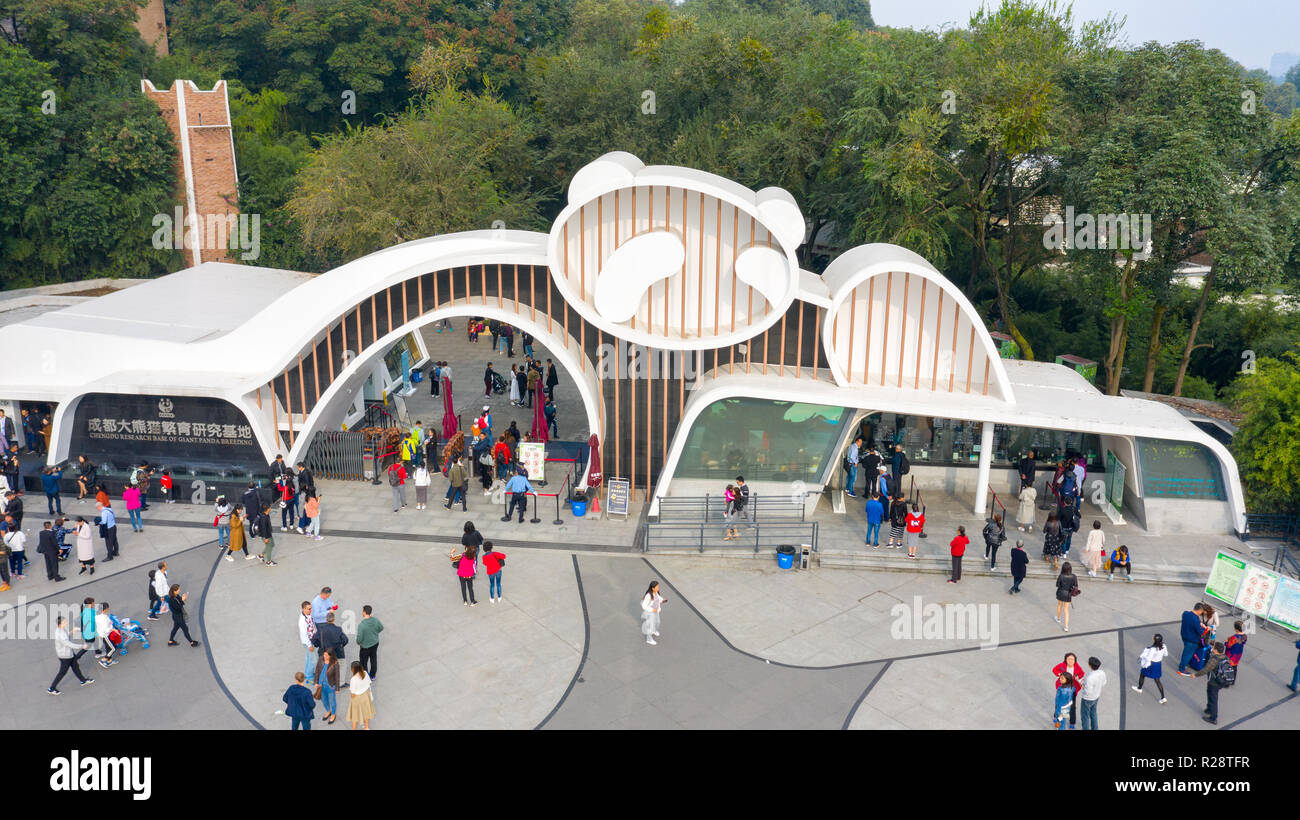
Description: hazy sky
xmin=872 ymin=0 xmax=1299 ymax=72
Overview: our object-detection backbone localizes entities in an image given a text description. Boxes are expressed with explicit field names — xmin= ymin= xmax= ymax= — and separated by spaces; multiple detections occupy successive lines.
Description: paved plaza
xmin=2 ymin=504 xmax=1296 ymax=730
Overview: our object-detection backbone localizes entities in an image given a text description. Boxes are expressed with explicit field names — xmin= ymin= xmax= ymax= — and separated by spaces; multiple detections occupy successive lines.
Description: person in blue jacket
xmin=864 ymin=493 xmax=884 ymax=547
xmin=282 ymin=671 xmax=316 ymax=730
xmin=1176 ymin=602 xmax=1207 ymax=676
xmin=1053 ymin=672 xmax=1075 ymax=729
xmin=1288 ymin=638 xmax=1300 ymax=692
xmin=41 ymin=466 xmax=63 ymax=515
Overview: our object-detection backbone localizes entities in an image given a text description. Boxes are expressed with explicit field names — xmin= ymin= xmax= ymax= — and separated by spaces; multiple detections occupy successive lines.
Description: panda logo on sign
xmin=546 ymin=152 xmax=805 ymax=349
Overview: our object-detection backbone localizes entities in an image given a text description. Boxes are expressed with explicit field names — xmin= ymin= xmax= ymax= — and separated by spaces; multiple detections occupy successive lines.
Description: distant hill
xmin=1270 ymin=52 xmax=1300 ymax=81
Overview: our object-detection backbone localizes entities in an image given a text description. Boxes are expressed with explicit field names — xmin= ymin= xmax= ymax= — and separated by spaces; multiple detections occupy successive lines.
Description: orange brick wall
xmin=134 ymin=0 xmax=169 ymax=56
xmin=142 ymin=80 xmax=241 ymax=265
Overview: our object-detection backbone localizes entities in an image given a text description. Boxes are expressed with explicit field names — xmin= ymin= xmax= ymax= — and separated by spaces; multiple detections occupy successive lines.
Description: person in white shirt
xmin=3 ymin=526 xmax=26 ymax=580
xmin=640 ymin=581 xmax=666 ymax=646
xmin=94 ymin=602 xmax=118 ymax=667
xmin=347 ymin=661 xmax=375 ymax=730
xmin=1083 ymin=521 xmax=1106 ymax=576
xmin=299 ymin=602 xmax=317 ymax=685
xmin=48 ymin=617 xmax=94 ymax=694
xmin=1079 ymin=657 xmax=1107 ymax=730
xmin=413 ymin=465 xmax=431 ymax=510
xmin=149 ymin=561 xmax=170 ymax=620
xmin=1132 ymin=633 xmax=1170 ymax=703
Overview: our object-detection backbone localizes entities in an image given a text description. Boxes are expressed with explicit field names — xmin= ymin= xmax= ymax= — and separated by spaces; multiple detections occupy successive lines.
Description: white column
xmin=973 ymin=421 xmax=994 ymax=516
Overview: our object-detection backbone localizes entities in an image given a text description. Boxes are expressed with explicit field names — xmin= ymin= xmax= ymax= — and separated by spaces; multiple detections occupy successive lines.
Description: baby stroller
xmin=107 ymin=613 xmax=150 ymax=655
xmin=491 ymin=372 xmax=508 ymax=395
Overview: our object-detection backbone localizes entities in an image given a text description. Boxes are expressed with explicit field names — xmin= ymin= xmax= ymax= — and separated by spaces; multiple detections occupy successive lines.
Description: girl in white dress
xmin=509 ymin=365 xmax=522 ymax=406
xmin=641 ymin=581 xmax=666 ymax=646
xmin=1083 ymin=520 xmax=1106 ymax=576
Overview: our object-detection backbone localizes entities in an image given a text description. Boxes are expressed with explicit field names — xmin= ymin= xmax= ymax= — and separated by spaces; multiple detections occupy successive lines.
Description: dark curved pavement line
xmin=1118 ymin=628 xmax=1128 ymax=731
xmin=136 ymin=517 xmax=638 ymax=553
xmin=195 ymin=541 xmax=267 ymax=730
xmin=841 ymin=661 xmax=892 ymax=730
xmin=534 ymin=554 xmax=591 ymax=730
xmin=1218 ymin=691 xmax=1298 ymax=730
xmin=644 ymin=557 xmax=1175 ymax=670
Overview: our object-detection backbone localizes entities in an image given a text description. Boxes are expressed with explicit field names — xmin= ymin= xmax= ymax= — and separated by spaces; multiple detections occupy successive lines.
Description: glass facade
xmin=1136 ymin=438 xmax=1225 ymax=500
xmin=382 ymin=333 xmax=422 ymax=383
xmin=677 ymin=398 xmax=852 ymax=483
xmin=857 ymin=413 xmax=1105 ymax=471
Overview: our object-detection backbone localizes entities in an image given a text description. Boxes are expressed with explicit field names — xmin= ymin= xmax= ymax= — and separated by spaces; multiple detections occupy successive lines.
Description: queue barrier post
xmin=530 ymin=492 xmax=540 ymax=524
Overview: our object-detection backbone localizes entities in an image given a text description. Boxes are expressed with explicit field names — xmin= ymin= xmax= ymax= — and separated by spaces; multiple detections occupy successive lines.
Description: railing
xmin=986 ymin=484 xmax=1007 ymax=523
xmin=500 ymin=463 xmax=574 ymax=524
xmin=361 ymin=400 xmax=397 ymax=429
xmin=643 ymin=520 xmax=819 ymax=554
xmin=654 ymin=492 xmax=809 ymax=523
xmin=305 ymin=430 xmax=366 ymax=481
xmin=1241 ymin=514 xmax=1300 ymax=576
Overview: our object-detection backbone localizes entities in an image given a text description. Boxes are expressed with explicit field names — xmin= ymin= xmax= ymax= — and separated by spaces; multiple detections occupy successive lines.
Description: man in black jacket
xmin=295 ymin=464 xmax=314 ymax=506
xmin=545 ymin=360 xmax=559 ymax=399
xmin=1018 ymin=450 xmax=1037 ymax=491
xmin=269 ymin=454 xmax=292 ymax=485
xmin=1008 ymin=540 xmax=1028 ymax=594
xmin=861 ymin=445 xmax=882 ymax=482
xmin=37 ymin=521 xmax=65 ymax=582
xmin=312 ymin=611 xmax=348 ymax=661
xmin=254 ymin=503 xmax=277 ymax=566
xmin=240 ymin=483 xmax=262 ymax=538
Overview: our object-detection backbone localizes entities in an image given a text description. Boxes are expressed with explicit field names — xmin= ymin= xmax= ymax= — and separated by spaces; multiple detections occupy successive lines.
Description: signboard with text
xmin=518 ymin=442 xmax=546 ymax=483
xmin=1202 ymin=550 xmax=1298 ymax=633
xmin=606 ymin=477 xmax=630 ymax=518
xmin=1235 ymin=564 xmax=1280 ymax=619
xmin=1205 ymin=552 xmax=1247 ymax=606
xmin=69 ymin=393 xmax=261 ymax=470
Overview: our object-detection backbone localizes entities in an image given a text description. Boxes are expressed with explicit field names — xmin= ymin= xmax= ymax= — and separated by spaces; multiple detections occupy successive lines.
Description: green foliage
xmin=1229 ymin=354 xmax=1300 ymax=515
xmin=287 ymin=87 xmax=542 ymax=269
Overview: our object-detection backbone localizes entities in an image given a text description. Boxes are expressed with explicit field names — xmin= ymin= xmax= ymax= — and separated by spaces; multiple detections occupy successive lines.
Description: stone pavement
xmin=2 ymin=520 xmax=1297 ymax=730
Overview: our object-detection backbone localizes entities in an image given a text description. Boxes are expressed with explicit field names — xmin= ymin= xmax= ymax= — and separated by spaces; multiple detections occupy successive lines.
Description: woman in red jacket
xmin=1052 ymin=652 xmax=1087 ymax=730
xmin=948 ymin=526 xmax=968 ymax=584
xmin=905 ymin=503 xmax=925 ymax=559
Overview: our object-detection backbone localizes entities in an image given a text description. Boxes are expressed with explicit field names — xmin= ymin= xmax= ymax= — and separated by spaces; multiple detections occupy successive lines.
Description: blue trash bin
xmin=777 ymin=545 xmax=795 ymax=569
xmin=571 ymin=499 xmax=587 ymax=517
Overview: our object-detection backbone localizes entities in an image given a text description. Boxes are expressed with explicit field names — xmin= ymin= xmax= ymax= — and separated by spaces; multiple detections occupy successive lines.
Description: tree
xmin=1229 ymin=353 xmax=1300 ymax=514
xmin=287 ymin=86 xmax=543 ymax=267
xmin=0 ymin=0 xmax=150 ymax=85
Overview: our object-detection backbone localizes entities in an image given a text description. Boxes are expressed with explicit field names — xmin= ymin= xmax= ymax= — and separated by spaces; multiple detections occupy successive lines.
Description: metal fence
xmin=654 ymin=493 xmax=810 ymax=523
xmin=1241 ymin=513 xmax=1300 ymax=575
xmin=305 ymin=430 xmax=366 ymax=480
xmin=643 ymin=520 xmax=819 ymax=554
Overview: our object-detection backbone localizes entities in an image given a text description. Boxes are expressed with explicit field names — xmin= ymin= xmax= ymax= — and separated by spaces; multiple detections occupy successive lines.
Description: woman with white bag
xmin=640 ymin=581 xmax=666 ymax=646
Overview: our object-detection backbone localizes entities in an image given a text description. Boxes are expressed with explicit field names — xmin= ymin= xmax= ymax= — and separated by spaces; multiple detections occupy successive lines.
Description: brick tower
xmin=141 ymin=80 xmax=241 ymax=265
xmin=134 ymin=0 xmax=169 ymax=56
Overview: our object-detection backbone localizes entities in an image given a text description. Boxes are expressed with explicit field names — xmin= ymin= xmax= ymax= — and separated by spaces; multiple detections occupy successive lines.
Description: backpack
xmin=388 ymin=467 xmax=400 ymax=487
xmin=1213 ymin=659 xmax=1236 ymax=687
xmin=899 ymin=453 xmax=910 ymax=475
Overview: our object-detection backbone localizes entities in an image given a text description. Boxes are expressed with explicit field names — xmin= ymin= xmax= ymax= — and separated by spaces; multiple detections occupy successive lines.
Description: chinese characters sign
xmin=70 ymin=393 xmax=260 ymax=468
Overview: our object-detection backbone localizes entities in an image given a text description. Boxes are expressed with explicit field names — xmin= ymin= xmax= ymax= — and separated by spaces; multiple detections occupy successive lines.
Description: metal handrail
xmin=643 ymin=520 xmax=819 ymax=554
xmin=655 ymin=492 xmax=809 ymax=522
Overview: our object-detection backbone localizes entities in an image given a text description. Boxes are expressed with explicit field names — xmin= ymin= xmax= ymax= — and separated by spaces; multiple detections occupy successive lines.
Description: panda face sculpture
xmin=546 ymin=152 xmax=805 ymax=350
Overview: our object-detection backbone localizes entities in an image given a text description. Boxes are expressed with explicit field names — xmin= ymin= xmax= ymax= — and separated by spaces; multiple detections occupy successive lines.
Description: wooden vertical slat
xmin=915 ymin=280 xmax=927 ymax=389
xmin=547 ymin=267 xmax=553 ymax=333
xmin=763 ymin=327 xmax=770 ymax=375
xmin=931 ymin=290 xmax=944 ymax=390
xmin=530 ymin=266 xmax=536 ymax=322
xmin=256 ymin=386 xmax=262 ymax=410
xmin=370 ymin=295 xmax=378 ymax=346
xmin=898 ymin=272 xmax=910 ymax=388
xmin=326 ymin=325 xmax=335 ymax=383
xmin=480 ymin=265 xmax=487 ymax=306
xmin=681 ymin=187 xmax=687 ymax=339
xmin=312 ymin=345 xmax=321 ymax=404
xmin=846 ymin=294 xmax=856 ymax=382
xmin=434 ymin=266 xmax=441 ymax=308
xmin=497 ymin=264 xmax=503 ymax=310
xmin=512 ymin=265 xmax=519 ymax=312
xmin=813 ymin=308 xmax=821 ymax=380
xmin=575 ymin=210 xmax=582 ymax=303
xmin=966 ymin=327 xmax=975 ymax=393
xmin=864 ymin=280 xmax=875 ymax=384
xmin=402 ymin=280 xmax=409 ymax=325
xmin=714 ymin=197 xmax=722 ymax=335
xmin=664 ymin=188 xmax=671 ymax=337
xmin=417 ymin=275 xmax=423 ymax=317
xmin=386 ymin=287 xmax=393 ymax=336
xmin=696 ymin=191 xmax=704 ymax=338
xmin=779 ymin=313 xmax=787 ymax=377
xmin=298 ymin=355 xmax=307 ymax=414
xmin=795 ymin=302 xmax=804 ymax=378
xmin=355 ymin=307 xmax=362 ymax=358
xmin=272 ymin=380 xmax=278 ymax=439
xmin=982 ymin=357 xmax=990 ymax=396
xmin=730 ymin=205 xmax=738 ymax=335
xmin=949 ymin=300 xmax=959 ymax=392
xmin=284 ymin=370 xmax=294 ymax=447
xmin=880 ymin=272 xmax=892 ymax=387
